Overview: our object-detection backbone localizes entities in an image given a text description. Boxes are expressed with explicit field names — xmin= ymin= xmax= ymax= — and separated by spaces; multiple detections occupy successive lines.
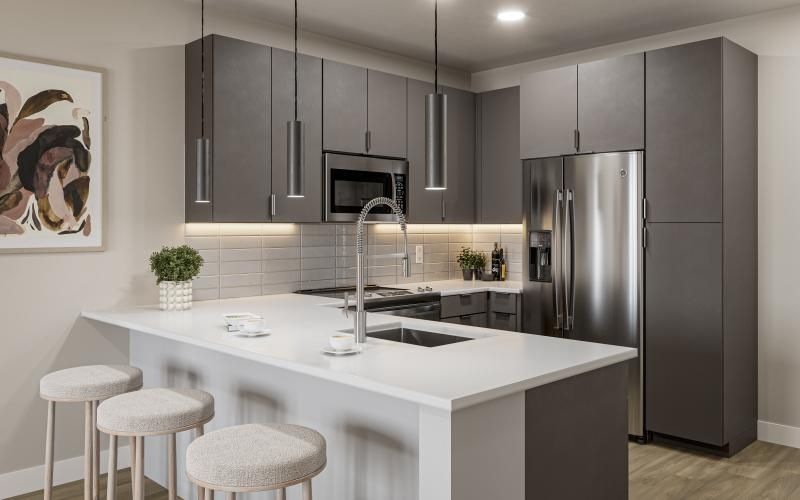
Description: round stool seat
xmin=40 ymin=364 xmax=143 ymax=402
xmin=97 ymin=388 xmax=214 ymax=435
xmin=186 ymin=424 xmax=327 ymax=490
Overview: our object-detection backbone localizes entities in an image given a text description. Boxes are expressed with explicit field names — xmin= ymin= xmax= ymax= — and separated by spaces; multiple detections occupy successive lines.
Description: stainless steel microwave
xmin=323 ymin=153 xmax=408 ymax=222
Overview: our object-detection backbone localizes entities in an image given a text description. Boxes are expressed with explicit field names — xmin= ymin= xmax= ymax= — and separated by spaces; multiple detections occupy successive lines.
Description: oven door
xmin=324 ymin=153 xmax=408 ymax=222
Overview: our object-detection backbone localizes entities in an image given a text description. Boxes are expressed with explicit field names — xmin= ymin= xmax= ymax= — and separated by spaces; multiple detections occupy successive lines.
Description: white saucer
xmin=230 ymin=329 xmax=272 ymax=338
xmin=321 ymin=345 xmax=363 ymax=356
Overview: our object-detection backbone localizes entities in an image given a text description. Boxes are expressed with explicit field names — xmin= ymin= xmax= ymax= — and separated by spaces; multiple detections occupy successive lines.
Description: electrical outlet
xmin=416 ymin=245 xmax=424 ymax=264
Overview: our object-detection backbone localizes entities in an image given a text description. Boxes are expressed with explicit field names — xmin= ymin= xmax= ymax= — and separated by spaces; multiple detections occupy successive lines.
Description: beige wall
xmin=0 ymin=0 xmax=468 ymax=478
xmin=473 ymin=6 xmax=800 ymax=432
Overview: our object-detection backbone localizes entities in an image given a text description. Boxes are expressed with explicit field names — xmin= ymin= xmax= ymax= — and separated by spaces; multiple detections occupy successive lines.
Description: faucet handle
xmin=342 ymin=294 xmax=355 ymax=318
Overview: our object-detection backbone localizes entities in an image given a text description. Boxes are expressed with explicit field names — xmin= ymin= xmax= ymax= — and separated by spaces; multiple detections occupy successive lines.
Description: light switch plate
xmin=416 ymin=245 xmax=424 ymax=264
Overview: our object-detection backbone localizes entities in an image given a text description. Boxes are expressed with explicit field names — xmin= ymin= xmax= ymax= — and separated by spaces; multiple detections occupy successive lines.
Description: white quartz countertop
xmin=82 ymin=289 xmax=635 ymax=412
xmin=400 ymin=279 xmax=522 ymax=295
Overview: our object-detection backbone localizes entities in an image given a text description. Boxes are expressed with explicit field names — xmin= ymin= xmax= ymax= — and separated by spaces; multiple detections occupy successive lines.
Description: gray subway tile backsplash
xmin=186 ymin=223 xmax=523 ymax=300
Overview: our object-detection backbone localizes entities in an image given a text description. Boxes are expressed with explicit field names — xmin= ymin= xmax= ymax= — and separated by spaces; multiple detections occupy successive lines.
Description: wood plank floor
xmin=9 ymin=469 xmax=170 ymax=500
xmin=630 ymin=440 xmax=800 ymax=499
xmin=12 ymin=441 xmax=800 ymax=499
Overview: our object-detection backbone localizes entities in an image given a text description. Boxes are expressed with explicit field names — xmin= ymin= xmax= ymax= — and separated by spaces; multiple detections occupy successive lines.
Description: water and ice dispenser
xmin=528 ymin=231 xmax=552 ymax=282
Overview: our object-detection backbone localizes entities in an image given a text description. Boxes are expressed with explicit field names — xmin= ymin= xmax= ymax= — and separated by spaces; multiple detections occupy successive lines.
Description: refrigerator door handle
xmin=553 ymin=189 xmax=563 ymax=330
xmin=565 ymin=189 xmax=576 ymax=331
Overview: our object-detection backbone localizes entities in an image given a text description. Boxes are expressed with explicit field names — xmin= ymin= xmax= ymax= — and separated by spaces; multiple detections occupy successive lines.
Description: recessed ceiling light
xmin=497 ymin=10 xmax=525 ymax=22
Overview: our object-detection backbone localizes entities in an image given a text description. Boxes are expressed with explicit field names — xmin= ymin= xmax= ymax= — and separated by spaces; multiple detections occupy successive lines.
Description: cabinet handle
xmin=270 ymin=194 xmax=277 ymax=217
xmin=642 ymin=197 xmax=648 ymax=221
xmin=574 ymin=129 xmax=580 ymax=152
xmin=365 ymin=130 xmax=371 ymax=152
xmin=642 ymin=227 xmax=648 ymax=249
xmin=459 ymin=294 xmax=472 ymax=298
xmin=442 ymin=198 xmax=446 ymax=221
xmin=495 ymin=312 xmax=511 ymax=318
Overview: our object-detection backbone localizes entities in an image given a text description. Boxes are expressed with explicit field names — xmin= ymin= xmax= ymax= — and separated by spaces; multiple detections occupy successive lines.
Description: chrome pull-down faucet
xmin=354 ymin=197 xmax=410 ymax=343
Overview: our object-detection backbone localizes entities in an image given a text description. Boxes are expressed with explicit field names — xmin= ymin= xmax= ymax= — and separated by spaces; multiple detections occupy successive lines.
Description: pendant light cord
xmin=200 ymin=0 xmax=206 ymax=138
xmin=434 ymin=0 xmax=438 ymax=94
xmin=294 ymin=0 xmax=298 ymax=121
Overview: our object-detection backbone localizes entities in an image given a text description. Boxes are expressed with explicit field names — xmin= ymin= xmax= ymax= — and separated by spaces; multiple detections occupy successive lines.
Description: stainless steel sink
xmin=367 ymin=327 xmax=473 ymax=347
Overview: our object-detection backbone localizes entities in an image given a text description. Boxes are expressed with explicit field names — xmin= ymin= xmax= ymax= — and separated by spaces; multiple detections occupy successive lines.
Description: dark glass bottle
xmin=491 ymin=242 xmax=500 ymax=281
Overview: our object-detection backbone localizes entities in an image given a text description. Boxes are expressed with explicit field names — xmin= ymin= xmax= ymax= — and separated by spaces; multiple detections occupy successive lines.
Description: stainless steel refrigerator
xmin=522 ymin=151 xmax=644 ymax=437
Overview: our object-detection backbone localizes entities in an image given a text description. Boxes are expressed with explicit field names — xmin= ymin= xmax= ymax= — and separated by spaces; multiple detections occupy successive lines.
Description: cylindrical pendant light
xmin=425 ymin=0 xmax=447 ymax=190
xmin=195 ymin=0 xmax=211 ymax=203
xmin=286 ymin=0 xmax=305 ymax=198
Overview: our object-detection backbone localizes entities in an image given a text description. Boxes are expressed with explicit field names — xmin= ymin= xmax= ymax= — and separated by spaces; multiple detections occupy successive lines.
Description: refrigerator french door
xmin=522 ymin=151 xmax=644 ymax=437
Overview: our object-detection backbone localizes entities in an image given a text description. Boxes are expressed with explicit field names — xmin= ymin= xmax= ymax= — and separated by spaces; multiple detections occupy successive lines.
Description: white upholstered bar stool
xmin=39 ymin=364 xmax=143 ymax=500
xmin=186 ymin=424 xmax=327 ymax=500
xmin=97 ymin=387 xmax=215 ymax=500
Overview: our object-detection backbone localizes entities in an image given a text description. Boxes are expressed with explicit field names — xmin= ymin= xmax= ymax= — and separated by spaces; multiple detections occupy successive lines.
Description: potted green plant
xmin=457 ymin=246 xmax=484 ymax=281
xmin=149 ymin=245 xmax=204 ymax=311
xmin=473 ymin=251 xmax=487 ymax=280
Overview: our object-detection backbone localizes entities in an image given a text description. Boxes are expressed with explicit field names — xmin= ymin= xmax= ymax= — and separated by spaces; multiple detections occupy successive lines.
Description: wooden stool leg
xmin=129 ymin=436 xmax=136 ymax=481
xmin=302 ymin=480 xmax=312 ymax=500
xmin=84 ymin=402 xmax=92 ymax=500
xmin=92 ymin=401 xmax=99 ymax=500
xmin=107 ymin=434 xmax=118 ymax=500
xmin=195 ymin=425 xmax=205 ymax=500
xmin=134 ymin=436 xmax=144 ymax=500
xmin=277 ymin=488 xmax=286 ymax=500
xmin=203 ymin=489 xmax=212 ymax=500
xmin=44 ymin=401 xmax=55 ymax=500
xmin=168 ymin=433 xmax=177 ymax=500
xmin=225 ymin=493 xmax=235 ymax=500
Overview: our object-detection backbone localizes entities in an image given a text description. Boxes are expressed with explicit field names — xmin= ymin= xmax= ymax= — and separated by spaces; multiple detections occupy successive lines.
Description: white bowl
xmin=329 ymin=333 xmax=355 ymax=351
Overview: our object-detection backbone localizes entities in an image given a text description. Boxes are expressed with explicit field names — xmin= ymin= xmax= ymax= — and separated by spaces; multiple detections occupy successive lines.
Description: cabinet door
xmin=271 ymin=49 xmax=323 ymax=222
xmin=185 ymin=37 xmax=212 ymax=222
xmin=479 ymin=87 xmax=521 ymax=223
xmin=367 ymin=70 xmax=407 ymax=158
xmin=646 ymin=39 xmax=722 ymax=223
xmin=406 ymin=78 xmax=443 ymax=223
xmin=443 ymin=86 xmax=476 ymax=223
xmin=645 ymin=223 xmax=724 ymax=445
xmin=323 ymin=60 xmax=367 ymax=153
xmin=520 ymin=65 xmax=577 ymax=159
xmin=212 ymin=36 xmax=270 ymax=222
xmin=578 ymin=53 xmax=644 ymax=153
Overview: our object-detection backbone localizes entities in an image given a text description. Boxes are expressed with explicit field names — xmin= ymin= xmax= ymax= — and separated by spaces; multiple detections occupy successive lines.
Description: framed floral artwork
xmin=0 ymin=56 xmax=103 ymax=252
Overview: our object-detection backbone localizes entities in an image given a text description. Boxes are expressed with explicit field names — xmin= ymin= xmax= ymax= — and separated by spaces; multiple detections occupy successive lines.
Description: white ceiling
xmin=217 ymin=0 xmax=800 ymax=71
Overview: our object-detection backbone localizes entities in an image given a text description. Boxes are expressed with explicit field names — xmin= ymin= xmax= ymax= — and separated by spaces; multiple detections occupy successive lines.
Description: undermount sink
xmin=366 ymin=327 xmax=473 ymax=347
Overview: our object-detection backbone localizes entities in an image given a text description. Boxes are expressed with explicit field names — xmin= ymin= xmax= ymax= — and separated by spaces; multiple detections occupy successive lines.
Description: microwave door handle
xmin=554 ymin=189 xmax=563 ymax=331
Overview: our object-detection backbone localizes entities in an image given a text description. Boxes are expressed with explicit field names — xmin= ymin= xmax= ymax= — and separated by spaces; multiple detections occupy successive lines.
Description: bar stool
xmin=39 ymin=364 xmax=142 ymax=500
xmin=186 ymin=423 xmax=326 ymax=500
xmin=97 ymin=387 xmax=214 ymax=500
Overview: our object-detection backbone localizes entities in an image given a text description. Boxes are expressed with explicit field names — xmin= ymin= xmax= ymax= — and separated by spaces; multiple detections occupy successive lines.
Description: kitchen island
xmin=83 ymin=288 xmax=636 ymax=500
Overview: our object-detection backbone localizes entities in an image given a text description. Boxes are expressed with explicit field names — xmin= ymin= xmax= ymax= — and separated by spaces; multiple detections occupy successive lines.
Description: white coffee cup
xmin=239 ymin=317 xmax=266 ymax=334
xmin=329 ymin=333 xmax=355 ymax=351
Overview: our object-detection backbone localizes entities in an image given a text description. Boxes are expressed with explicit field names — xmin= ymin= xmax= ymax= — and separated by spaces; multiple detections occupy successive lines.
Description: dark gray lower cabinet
xmin=185 ymin=35 xmax=270 ymax=223
xmin=646 ymin=223 xmax=724 ymax=446
xmin=271 ymin=49 xmax=322 ymax=222
xmin=443 ymin=313 xmax=487 ymax=328
xmin=478 ymin=87 xmax=521 ymax=224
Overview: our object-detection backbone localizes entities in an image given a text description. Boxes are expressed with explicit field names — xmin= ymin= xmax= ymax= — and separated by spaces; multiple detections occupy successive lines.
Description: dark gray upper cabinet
xmin=367 ymin=70 xmax=407 ymax=158
xmin=578 ymin=53 xmax=644 ymax=153
xmin=185 ymin=37 xmax=212 ymax=223
xmin=646 ymin=223 xmax=724 ymax=446
xmin=478 ymin=86 xmax=521 ymax=223
xmin=406 ymin=79 xmax=443 ymax=223
xmin=271 ymin=49 xmax=323 ymax=222
xmin=646 ymin=39 xmax=723 ymax=223
xmin=442 ymin=86 xmax=476 ymax=223
xmin=185 ymin=35 xmax=270 ymax=223
xmin=322 ymin=60 xmax=368 ymax=154
xmin=520 ymin=65 xmax=577 ymax=159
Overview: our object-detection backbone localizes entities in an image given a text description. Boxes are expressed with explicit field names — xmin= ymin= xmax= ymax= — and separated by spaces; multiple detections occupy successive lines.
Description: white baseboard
xmin=758 ymin=420 xmax=800 ymax=449
xmin=0 ymin=445 xmax=130 ymax=499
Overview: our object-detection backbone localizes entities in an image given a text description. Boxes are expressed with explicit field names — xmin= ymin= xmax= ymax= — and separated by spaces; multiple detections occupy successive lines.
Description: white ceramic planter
xmin=158 ymin=280 xmax=193 ymax=311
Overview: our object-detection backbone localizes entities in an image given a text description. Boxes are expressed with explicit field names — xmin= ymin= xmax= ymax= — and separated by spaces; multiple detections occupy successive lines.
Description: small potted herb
xmin=473 ymin=251 xmax=487 ymax=280
xmin=149 ymin=245 xmax=204 ymax=310
xmin=457 ymin=247 xmax=484 ymax=281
